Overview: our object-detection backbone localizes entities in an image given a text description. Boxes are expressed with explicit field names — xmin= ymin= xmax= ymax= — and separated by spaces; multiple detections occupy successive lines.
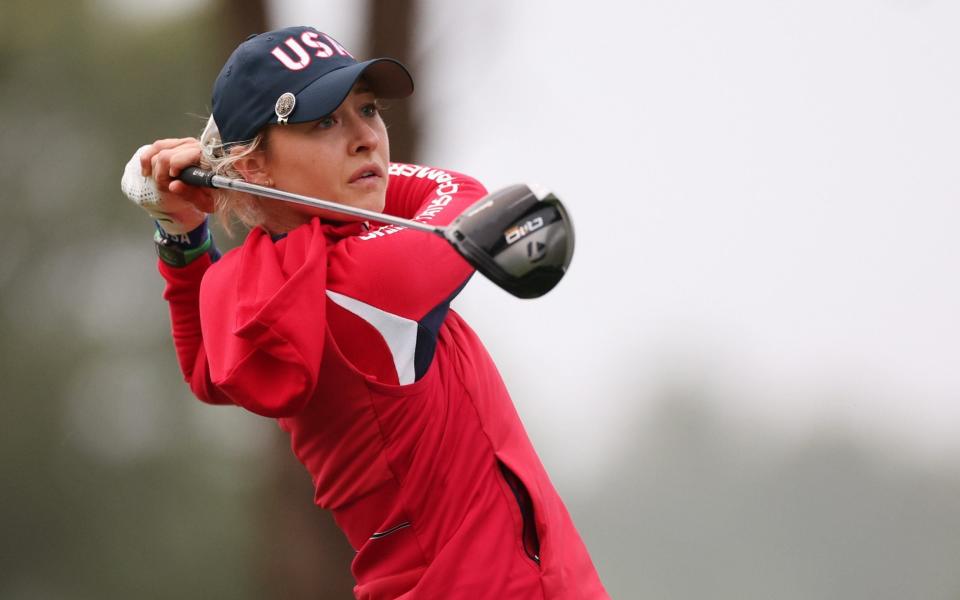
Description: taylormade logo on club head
xmin=504 ymin=216 xmax=545 ymax=245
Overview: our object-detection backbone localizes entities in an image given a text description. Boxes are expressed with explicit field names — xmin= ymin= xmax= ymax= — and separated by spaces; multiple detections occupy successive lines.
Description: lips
xmin=348 ymin=164 xmax=384 ymax=184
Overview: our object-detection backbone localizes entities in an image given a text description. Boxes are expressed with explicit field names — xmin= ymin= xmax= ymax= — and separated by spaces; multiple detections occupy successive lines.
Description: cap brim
xmin=289 ymin=58 xmax=414 ymax=125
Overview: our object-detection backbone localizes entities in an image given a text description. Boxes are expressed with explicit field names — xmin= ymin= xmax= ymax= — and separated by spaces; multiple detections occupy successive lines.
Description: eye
xmin=313 ymin=116 xmax=336 ymax=130
xmin=360 ymin=102 xmax=379 ymax=118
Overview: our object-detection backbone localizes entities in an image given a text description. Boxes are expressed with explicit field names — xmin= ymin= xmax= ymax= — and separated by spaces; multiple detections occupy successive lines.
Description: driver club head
xmin=444 ymin=183 xmax=575 ymax=299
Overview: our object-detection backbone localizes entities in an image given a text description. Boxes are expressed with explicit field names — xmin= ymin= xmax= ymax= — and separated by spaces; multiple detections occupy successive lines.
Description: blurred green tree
xmin=0 ymin=2 xmax=261 ymax=596
xmin=0 ymin=1 xmax=424 ymax=598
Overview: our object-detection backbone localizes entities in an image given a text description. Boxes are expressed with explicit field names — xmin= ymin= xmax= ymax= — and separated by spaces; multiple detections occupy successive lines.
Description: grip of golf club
xmin=177 ymin=166 xmax=216 ymax=188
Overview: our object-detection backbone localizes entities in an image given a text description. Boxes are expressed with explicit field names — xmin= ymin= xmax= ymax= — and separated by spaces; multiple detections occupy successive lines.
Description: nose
xmin=348 ymin=114 xmax=379 ymax=156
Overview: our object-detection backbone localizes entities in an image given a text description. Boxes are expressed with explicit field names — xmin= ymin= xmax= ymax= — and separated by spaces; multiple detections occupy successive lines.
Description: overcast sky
xmin=271 ymin=0 xmax=959 ymax=477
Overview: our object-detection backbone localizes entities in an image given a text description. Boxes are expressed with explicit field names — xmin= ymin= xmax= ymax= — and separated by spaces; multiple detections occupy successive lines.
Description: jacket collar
xmin=268 ymin=218 xmax=370 ymax=244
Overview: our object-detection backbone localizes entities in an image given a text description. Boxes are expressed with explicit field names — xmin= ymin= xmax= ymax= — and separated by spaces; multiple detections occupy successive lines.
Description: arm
xmin=381 ymin=163 xmax=476 ymax=219
xmin=158 ymin=243 xmax=233 ymax=406
xmin=158 ymin=215 xmax=331 ymax=417
xmin=195 ymin=220 xmax=331 ymax=417
xmin=183 ymin=164 xmax=487 ymax=400
xmin=123 ymin=140 xmax=232 ymax=405
xmin=324 ymin=163 xmax=488 ymax=384
xmin=333 ymin=162 xmax=488 ymax=315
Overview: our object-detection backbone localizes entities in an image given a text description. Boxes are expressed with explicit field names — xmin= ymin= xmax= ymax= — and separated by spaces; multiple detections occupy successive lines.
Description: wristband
xmin=154 ymin=220 xmax=220 ymax=267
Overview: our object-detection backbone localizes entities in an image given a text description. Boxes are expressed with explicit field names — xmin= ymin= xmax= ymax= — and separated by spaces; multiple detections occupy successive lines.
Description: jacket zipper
xmin=498 ymin=461 xmax=541 ymax=564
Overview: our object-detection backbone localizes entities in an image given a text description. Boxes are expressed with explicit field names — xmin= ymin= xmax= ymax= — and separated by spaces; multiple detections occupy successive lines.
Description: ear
xmin=231 ymin=145 xmax=271 ymax=185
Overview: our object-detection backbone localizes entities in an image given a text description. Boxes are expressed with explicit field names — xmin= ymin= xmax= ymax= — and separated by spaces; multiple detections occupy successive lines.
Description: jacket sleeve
xmin=318 ymin=164 xmax=490 ymax=385
xmin=159 ymin=219 xmax=331 ymax=418
xmin=327 ymin=163 xmax=488 ymax=321
xmin=159 ymin=255 xmax=235 ymax=406
xmin=196 ymin=220 xmax=330 ymax=417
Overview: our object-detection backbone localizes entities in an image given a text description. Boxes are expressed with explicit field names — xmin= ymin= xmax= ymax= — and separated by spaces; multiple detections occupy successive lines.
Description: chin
xmin=357 ymin=192 xmax=386 ymax=214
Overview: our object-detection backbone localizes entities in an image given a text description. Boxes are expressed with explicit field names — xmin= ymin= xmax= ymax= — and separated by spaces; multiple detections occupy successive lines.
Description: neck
xmin=257 ymin=199 xmax=311 ymax=235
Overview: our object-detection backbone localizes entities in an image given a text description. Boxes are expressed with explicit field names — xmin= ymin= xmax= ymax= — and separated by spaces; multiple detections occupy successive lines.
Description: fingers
xmin=167 ymin=180 xmax=188 ymax=195
xmin=140 ymin=137 xmax=200 ymax=178
xmin=168 ymin=180 xmax=216 ymax=213
xmin=146 ymin=139 xmax=203 ymax=192
xmin=163 ymin=145 xmax=202 ymax=178
xmin=133 ymin=137 xmax=216 ymax=218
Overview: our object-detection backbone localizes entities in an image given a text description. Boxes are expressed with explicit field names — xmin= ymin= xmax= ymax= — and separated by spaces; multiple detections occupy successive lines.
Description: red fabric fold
xmin=198 ymin=219 xmax=329 ymax=417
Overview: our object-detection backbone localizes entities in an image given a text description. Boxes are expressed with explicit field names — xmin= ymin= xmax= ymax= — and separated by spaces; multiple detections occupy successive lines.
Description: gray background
xmin=3 ymin=0 xmax=959 ymax=597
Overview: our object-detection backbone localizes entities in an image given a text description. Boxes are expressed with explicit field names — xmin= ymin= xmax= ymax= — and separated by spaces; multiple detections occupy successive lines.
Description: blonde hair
xmin=198 ymin=115 xmax=268 ymax=233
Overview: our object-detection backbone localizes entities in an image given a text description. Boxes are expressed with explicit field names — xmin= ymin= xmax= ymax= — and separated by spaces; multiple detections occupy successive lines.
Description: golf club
xmin=177 ymin=167 xmax=574 ymax=299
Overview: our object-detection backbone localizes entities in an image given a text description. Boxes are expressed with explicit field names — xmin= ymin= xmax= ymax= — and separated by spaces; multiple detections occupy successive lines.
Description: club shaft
xmin=210 ymin=174 xmax=443 ymax=235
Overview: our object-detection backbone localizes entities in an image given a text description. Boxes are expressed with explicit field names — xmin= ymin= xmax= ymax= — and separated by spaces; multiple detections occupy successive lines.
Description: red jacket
xmin=159 ymin=163 xmax=609 ymax=599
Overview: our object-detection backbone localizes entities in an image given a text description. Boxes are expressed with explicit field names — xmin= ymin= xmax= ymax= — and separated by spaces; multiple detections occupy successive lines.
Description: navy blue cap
xmin=212 ymin=26 xmax=414 ymax=144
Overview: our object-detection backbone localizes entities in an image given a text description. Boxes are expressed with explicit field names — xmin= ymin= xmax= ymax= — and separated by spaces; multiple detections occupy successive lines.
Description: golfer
xmin=131 ymin=25 xmax=607 ymax=599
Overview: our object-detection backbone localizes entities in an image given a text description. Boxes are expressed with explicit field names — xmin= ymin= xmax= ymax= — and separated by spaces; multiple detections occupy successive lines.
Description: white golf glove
xmin=121 ymin=144 xmax=206 ymax=235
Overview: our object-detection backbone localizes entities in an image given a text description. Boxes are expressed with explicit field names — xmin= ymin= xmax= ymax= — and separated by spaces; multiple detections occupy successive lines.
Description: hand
xmin=121 ymin=138 xmax=214 ymax=234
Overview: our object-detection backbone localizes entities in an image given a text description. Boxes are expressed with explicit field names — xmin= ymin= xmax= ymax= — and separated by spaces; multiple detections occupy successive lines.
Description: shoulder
xmin=384 ymin=162 xmax=488 ymax=216
xmin=388 ymin=162 xmax=486 ymax=188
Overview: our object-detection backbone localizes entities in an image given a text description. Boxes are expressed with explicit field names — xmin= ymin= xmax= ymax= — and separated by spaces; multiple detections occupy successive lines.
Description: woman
xmin=132 ymin=25 xmax=608 ymax=599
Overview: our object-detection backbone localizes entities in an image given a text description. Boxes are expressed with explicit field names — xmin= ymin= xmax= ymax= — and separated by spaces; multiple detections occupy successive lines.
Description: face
xmin=252 ymin=83 xmax=390 ymax=230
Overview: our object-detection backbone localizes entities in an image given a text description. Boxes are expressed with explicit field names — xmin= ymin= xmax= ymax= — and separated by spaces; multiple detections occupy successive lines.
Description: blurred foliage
xmin=572 ymin=379 xmax=960 ymax=599
xmin=0 ymin=2 xmax=271 ymax=598
xmin=6 ymin=2 xmax=960 ymax=599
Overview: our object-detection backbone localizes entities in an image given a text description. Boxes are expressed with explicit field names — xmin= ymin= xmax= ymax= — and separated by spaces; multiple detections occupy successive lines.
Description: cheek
xmin=377 ymin=122 xmax=391 ymax=161
xmin=270 ymin=140 xmax=339 ymax=192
